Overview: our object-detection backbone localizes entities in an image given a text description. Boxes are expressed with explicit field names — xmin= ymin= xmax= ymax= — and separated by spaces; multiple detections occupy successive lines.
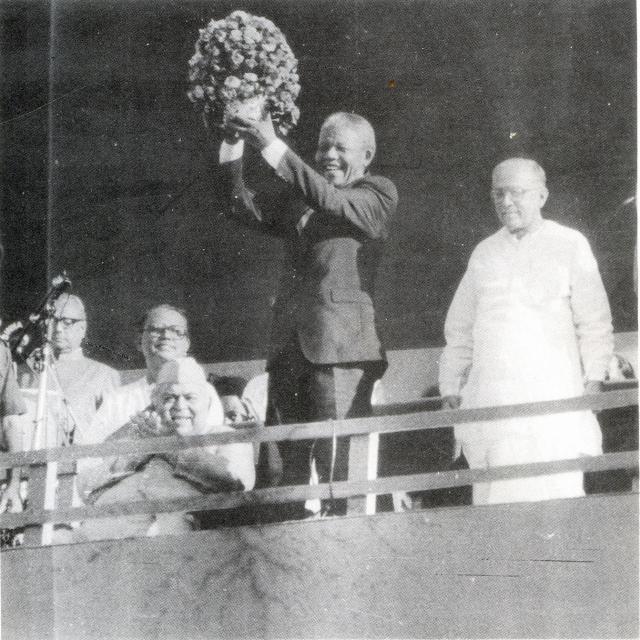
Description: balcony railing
xmin=0 ymin=384 xmax=636 ymax=547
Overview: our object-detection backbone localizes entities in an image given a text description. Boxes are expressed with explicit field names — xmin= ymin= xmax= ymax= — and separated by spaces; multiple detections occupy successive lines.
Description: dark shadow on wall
xmin=1 ymin=0 xmax=636 ymax=368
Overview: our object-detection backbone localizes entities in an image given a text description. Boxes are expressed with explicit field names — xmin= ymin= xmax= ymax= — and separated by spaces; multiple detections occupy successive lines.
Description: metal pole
xmin=31 ymin=307 xmax=57 ymax=545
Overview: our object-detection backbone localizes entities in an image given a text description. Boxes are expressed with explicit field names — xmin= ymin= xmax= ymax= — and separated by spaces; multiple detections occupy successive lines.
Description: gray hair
xmin=321 ymin=112 xmax=376 ymax=159
xmin=492 ymin=158 xmax=547 ymax=186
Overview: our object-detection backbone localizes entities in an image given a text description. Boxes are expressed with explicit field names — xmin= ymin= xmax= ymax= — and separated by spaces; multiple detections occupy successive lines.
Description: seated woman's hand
xmin=128 ymin=410 xmax=175 ymax=438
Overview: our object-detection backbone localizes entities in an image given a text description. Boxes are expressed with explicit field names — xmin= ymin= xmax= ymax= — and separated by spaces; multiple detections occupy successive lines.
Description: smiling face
xmin=314 ymin=124 xmax=373 ymax=186
xmin=139 ymin=307 xmax=190 ymax=372
xmin=156 ymin=382 xmax=210 ymax=436
xmin=491 ymin=159 xmax=548 ymax=238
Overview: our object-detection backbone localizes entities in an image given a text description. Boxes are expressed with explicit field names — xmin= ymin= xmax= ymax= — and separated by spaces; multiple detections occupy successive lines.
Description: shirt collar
xmin=500 ymin=219 xmax=547 ymax=243
xmin=56 ymin=348 xmax=84 ymax=362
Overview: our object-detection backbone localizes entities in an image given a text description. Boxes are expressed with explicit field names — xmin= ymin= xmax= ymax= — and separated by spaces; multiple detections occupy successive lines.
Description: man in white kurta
xmin=17 ymin=294 xmax=120 ymax=446
xmin=439 ymin=158 xmax=613 ymax=505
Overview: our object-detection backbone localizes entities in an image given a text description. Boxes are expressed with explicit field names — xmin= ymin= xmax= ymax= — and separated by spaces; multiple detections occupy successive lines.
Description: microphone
xmin=9 ymin=272 xmax=72 ymax=359
xmin=46 ymin=273 xmax=72 ymax=302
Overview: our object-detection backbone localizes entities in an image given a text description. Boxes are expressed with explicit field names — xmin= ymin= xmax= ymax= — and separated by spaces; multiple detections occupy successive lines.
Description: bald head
xmin=54 ymin=294 xmax=86 ymax=320
xmin=491 ymin=158 xmax=549 ymax=238
xmin=492 ymin=158 xmax=547 ymax=188
xmin=52 ymin=294 xmax=87 ymax=356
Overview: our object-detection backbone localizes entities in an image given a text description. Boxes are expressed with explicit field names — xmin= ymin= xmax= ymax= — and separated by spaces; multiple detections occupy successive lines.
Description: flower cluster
xmin=187 ymin=10 xmax=301 ymax=135
xmin=126 ymin=409 xmax=166 ymax=436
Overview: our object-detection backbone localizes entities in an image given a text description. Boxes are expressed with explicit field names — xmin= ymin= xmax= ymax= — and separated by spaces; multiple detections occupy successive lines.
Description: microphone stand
xmin=29 ymin=301 xmax=58 ymax=545
xmin=31 ymin=307 xmax=54 ymax=450
xmin=24 ymin=274 xmax=71 ymax=546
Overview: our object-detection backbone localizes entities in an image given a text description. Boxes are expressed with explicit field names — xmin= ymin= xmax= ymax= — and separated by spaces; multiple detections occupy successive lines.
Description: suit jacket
xmin=220 ymin=146 xmax=398 ymax=367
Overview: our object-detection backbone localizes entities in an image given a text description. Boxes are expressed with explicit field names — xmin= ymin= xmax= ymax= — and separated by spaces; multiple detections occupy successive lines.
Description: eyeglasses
xmin=54 ymin=317 xmax=85 ymax=328
xmin=490 ymin=187 xmax=537 ymax=202
xmin=145 ymin=325 xmax=188 ymax=339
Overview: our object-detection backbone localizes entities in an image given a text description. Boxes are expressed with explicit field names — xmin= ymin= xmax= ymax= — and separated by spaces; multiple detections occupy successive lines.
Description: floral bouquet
xmin=187 ymin=10 xmax=301 ymax=135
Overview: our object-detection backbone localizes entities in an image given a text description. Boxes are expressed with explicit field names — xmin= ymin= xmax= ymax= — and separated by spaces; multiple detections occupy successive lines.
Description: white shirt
xmin=81 ymin=376 xmax=153 ymax=445
xmin=439 ymin=220 xmax=613 ymax=459
xmin=439 ymin=220 xmax=613 ymax=400
xmin=18 ymin=350 xmax=120 ymax=448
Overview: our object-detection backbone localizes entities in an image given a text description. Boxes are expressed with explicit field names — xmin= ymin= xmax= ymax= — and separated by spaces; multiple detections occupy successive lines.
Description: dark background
xmin=1 ymin=0 xmax=636 ymax=370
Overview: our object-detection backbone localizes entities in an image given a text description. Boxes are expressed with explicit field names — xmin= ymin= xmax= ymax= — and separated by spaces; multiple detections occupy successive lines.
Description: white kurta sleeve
xmin=569 ymin=234 xmax=614 ymax=381
xmin=439 ymin=266 xmax=477 ymax=396
xmin=83 ymin=393 xmax=117 ymax=445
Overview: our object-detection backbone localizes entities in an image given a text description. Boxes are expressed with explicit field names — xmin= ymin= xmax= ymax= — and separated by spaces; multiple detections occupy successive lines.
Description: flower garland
xmin=187 ymin=10 xmax=301 ymax=135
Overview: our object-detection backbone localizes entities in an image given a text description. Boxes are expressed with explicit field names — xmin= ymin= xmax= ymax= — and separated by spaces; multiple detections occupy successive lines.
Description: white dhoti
xmin=458 ymin=412 xmax=602 ymax=505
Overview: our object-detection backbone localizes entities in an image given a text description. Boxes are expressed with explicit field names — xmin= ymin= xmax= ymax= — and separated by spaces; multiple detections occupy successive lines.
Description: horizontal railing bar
xmin=0 ymin=389 xmax=635 ymax=469
xmin=600 ymin=379 xmax=638 ymax=391
xmin=1 ymin=450 xmax=636 ymax=532
xmin=375 ymin=397 xmax=443 ymax=414
xmin=374 ymin=386 xmax=637 ymax=417
xmin=378 ymin=380 xmax=637 ymax=414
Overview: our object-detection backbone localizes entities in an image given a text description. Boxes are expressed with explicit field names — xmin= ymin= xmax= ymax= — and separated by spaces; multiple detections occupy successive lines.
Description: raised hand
xmin=128 ymin=410 xmax=175 ymax=438
xmin=226 ymin=112 xmax=277 ymax=150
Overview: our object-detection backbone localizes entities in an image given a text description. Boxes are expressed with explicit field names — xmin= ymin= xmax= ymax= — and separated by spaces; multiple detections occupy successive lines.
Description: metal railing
xmin=0 ymin=385 xmax=636 ymax=546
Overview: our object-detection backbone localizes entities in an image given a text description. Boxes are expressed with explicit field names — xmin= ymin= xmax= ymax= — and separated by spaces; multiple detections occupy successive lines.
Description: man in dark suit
xmin=216 ymin=111 xmax=398 ymax=515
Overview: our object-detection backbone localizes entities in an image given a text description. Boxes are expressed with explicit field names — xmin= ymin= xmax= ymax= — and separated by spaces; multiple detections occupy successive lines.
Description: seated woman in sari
xmin=76 ymin=357 xmax=255 ymax=540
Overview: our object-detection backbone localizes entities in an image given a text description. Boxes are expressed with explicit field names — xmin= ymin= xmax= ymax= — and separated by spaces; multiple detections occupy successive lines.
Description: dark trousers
xmin=261 ymin=339 xmax=383 ymax=519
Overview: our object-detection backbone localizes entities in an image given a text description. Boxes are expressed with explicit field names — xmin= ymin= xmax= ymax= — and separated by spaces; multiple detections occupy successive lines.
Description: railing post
xmin=365 ymin=433 xmax=379 ymax=515
xmin=56 ymin=461 xmax=76 ymax=508
xmin=347 ymin=434 xmax=370 ymax=515
xmin=22 ymin=463 xmax=48 ymax=546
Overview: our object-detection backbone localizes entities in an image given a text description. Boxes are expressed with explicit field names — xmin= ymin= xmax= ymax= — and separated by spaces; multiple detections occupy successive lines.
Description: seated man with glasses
xmin=439 ymin=157 xmax=613 ymax=505
xmin=82 ymin=304 xmax=192 ymax=445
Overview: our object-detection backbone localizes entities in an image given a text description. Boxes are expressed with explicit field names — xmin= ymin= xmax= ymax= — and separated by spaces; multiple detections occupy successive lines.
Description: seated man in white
xmin=76 ymin=357 xmax=255 ymax=540
xmin=82 ymin=304 xmax=191 ymax=445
